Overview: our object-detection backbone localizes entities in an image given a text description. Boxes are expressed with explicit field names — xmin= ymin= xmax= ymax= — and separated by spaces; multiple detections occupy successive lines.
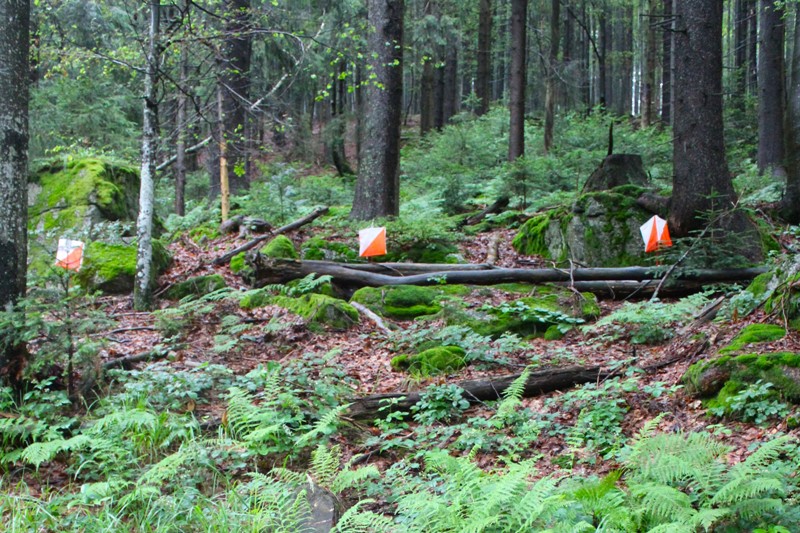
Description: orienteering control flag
xmin=56 ymin=238 xmax=85 ymax=271
xmin=639 ymin=215 xmax=672 ymax=253
xmin=359 ymin=227 xmax=387 ymax=258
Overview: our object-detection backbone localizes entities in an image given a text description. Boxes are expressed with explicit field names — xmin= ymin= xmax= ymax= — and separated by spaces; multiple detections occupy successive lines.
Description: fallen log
xmin=347 ymin=365 xmax=613 ymax=420
xmin=459 ymin=196 xmax=510 ymax=227
xmin=213 ymin=206 xmax=329 ymax=265
xmin=245 ymin=256 xmax=767 ymax=290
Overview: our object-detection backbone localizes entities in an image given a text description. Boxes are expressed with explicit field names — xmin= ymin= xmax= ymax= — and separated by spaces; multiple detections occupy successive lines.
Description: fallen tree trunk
xmin=213 ymin=206 xmax=329 ymax=265
xmin=245 ymin=256 xmax=767 ymax=289
xmin=347 ymin=365 xmax=612 ymax=420
xmin=459 ymin=196 xmax=510 ymax=227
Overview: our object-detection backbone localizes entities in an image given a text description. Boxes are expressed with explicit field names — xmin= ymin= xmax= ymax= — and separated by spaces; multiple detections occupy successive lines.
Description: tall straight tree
xmin=757 ymin=0 xmax=785 ymax=175
xmin=476 ymin=0 xmax=492 ymax=115
xmin=543 ymin=0 xmax=559 ymax=153
xmin=351 ymin=0 xmax=404 ymax=220
xmin=670 ymin=0 xmax=759 ymax=258
xmin=0 ymin=0 xmax=30 ymax=385
xmin=661 ymin=0 xmax=672 ymax=124
xmin=780 ymin=3 xmax=800 ymax=223
xmin=134 ymin=0 xmax=160 ymax=311
xmin=508 ymin=0 xmax=527 ymax=161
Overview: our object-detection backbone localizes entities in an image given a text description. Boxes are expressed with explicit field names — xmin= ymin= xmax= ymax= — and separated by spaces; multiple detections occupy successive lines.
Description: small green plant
xmin=411 ymin=384 xmax=470 ymax=425
xmin=709 ymin=380 xmax=790 ymax=425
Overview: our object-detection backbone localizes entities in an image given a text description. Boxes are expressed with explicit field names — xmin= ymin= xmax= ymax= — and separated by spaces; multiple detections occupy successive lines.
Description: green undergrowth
xmin=390 ymin=345 xmax=467 ymax=377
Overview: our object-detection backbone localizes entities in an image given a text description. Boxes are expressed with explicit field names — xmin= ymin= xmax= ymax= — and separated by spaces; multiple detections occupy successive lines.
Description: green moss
xmin=512 ymin=211 xmax=555 ymax=257
xmin=719 ymin=323 xmax=786 ymax=354
xmin=77 ymin=239 xmax=171 ymax=294
xmin=301 ymin=237 xmax=358 ymax=262
xmin=272 ymin=293 xmax=359 ymax=330
xmin=746 ymin=272 xmax=774 ymax=301
xmin=230 ymin=252 xmax=247 ymax=274
xmin=261 ymin=235 xmax=298 ymax=259
xmin=390 ymin=346 xmax=467 ymax=376
xmin=189 ymin=225 xmax=219 ymax=243
xmin=240 ymin=288 xmax=272 ymax=310
xmin=351 ymin=285 xmax=443 ymax=320
xmin=164 ymin=274 xmax=226 ymax=300
xmin=544 ymin=325 xmax=566 ymax=340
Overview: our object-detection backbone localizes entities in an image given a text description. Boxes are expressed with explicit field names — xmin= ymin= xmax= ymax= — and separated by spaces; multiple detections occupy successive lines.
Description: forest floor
xmin=87 ymin=223 xmax=800 ymax=486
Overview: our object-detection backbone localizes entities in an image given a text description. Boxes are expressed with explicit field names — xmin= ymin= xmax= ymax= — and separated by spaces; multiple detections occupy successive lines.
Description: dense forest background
xmin=4 ymin=0 xmax=800 ymax=531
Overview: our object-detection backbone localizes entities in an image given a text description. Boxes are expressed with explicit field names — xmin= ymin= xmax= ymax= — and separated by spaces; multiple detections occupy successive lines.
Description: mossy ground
xmin=390 ymin=346 xmax=467 ymax=377
xmin=350 ymin=285 xmax=443 ymax=319
xmin=241 ymin=291 xmax=358 ymax=331
xmin=301 ymin=237 xmax=358 ymax=262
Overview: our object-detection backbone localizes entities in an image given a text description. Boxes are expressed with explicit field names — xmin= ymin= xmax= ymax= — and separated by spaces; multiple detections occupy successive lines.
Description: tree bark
xmin=347 ymin=366 xmax=612 ymax=420
xmin=442 ymin=42 xmax=458 ymax=122
xmin=669 ymin=0 xmax=760 ymax=260
xmin=476 ymin=0 xmax=493 ymax=115
xmin=543 ymin=0 xmax=560 ymax=153
xmin=641 ymin=0 xmax=657 ymax=127
xmin=779 ymin=3 xmax=800 ymax=223
xmin=174 ymin=43 xmax=188 ymax=216
xmin=661 ymin=0 xmax=672 ymax=125
xmin=508 ymin=0 xmax=527 ymax=161
xmin=219 ymin=0 xmax=251 ymax=194
xmin=134 ymin=0 xmax=160 ymax=311
xmin=733 ymin=0 xmax=749 ymax=106
xmin=350 ymin=0 xmax=404 ymax=220
xmin=756 ymin=0 xmax=785 ymax=175
xmin=0 ymin=0 xmax=30 ymax=386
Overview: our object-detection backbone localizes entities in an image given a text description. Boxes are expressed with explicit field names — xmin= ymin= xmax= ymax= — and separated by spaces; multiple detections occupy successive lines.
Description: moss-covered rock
xmin=513 ymin=188 xmax=650 ymax=267
xmin=239 ymin=288 xmax=272 ymax=310
xmin=229 ymin=252 xmax=247 ymax=274
xmin=719 ymin=323 xmax=786 ymax=354
xmin=350 ymin=285 xmax=443 ymax=319
xmin=301 ymin=237 xmax=358 ymax=262
xmin=77 ymin=240 xmax=171 ymax=294
xmin=164 ymin=274 xmax=227 ymax=300
xmin=261 ymin=235 xmax=298 ymax=259
xmin=684 ymin=352 xmax=800 ymax=404
xmin=273 ymin=293 xmax=358 ymax=330
xmin=390 ymin=345 xmax=467 ymax=376
xmin=29 ymin=157 xmax=140 ymax=233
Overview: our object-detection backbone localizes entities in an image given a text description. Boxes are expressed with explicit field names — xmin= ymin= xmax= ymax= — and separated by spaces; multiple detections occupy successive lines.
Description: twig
xmin=94 ymin=326 xmax=156 ymax=336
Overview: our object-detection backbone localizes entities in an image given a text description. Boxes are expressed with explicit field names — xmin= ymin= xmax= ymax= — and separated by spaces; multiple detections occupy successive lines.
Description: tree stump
xmin=582 ymin=154 xmax=648 ymax=192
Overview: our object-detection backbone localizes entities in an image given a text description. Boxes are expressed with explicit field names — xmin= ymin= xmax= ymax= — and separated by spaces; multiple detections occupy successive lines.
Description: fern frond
xmin=711 ymin=476 xmax=784 ymax=505
xmin=629 ymin=482 xmax=694 ymax=524
xmin=311 ymin=443 xmax=342 ymax=489
xmin=332 ymin=500 xmax=396 ymax=533
xmin=690 ymin=507 xmax=731 ymax=532
xmin=332 ymin=465 xmax=380 ymax=495
xmin=20 ymin=434 xmax=92 ymax=468
xmin=295 ymin=404 xmax=349 ymax=448
xmin=137 ymin=448 xmax=190 ymax=486
xmin=737 ymin=434 xmax=797 ymax=473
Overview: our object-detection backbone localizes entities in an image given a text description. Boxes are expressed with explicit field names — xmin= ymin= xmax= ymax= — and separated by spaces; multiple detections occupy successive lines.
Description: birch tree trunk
xmin=0 ymin=0 xmax=30 ymax=385
xmin=134 ymin=0 xmax=160 ymax=311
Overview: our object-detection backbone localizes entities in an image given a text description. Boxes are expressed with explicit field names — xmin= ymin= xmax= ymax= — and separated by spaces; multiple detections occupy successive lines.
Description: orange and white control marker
xmin=55 ymin=238 xmax=85 ymax=271
xmin=639 ymin=215 xmax=672 ymax=253
xmin=358 ymin=227 xmax=387 ymax=258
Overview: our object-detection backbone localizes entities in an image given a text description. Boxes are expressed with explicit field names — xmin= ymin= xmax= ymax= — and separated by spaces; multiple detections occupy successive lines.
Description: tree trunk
xmin=756 ymin=0 xmax=785 ymax=175
xmin=347 ymin=366 xmax=611 ymax=420
xmin=670 ymin=0 xmax=760 ymax=262
xmin=0 ymin=0 xmax=30 ymax=386
xmin=420 ymin=58 xmax=435 ymax=135
xmin=641 ymin=0 xmax=657 ymax=127
xmin=174 ymin=43 xmax=188 ymax=216
xmin=243 ymin=257 xmax=766 ymax=289
xmin=330 ymin=59 xmax=354 ymax=176
xmin=733 ymin=0 xmax=749 ymax=106
xmin=543 ymin=0 xmax=560 ymax=153
xmin=779 ymin=3 xmax=800 ymax=223
xmin=508 ymin=0 xmax=527 ymax=161
xmin=476 ymin=0 xmax=492 ymax=115
xmin=747 ymin=0 xmax=758 ymax=95
xmin=442 ymin=42 xmax=458 ymax=122
xmin=219 ymin=0 xmax=251 ymax=195
xmin=134 ymin=0 xmax=160 ymax=311
xmin=597 ymin=5 xmax=608 ymax=109
xmin=661 ymin=0 xmax=672 ymax=124
xmin=350 ymin=0 xmax=404 ymax=221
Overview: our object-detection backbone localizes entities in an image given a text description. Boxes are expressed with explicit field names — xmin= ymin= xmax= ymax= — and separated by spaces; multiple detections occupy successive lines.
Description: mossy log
xmin=347 ymin=365 xmax=613 ymax=420
xmin=244 ymin=257 xmax=766 ymax=290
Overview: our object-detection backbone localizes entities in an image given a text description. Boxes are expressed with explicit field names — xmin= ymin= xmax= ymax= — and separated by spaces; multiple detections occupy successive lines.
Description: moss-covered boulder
xmin=741 ymin=264 xmax=800 ymax=328
xmin=719 ymin=324 xmax=786 ymax=354
xmin=449 ymin=286 xmax=599 ymax=339
xmin=164 ymin=274 xmax=227 ymax=300
xmin=390 ymin=346 xmax=467 ymax=377
xmin=77 ymin=240 xmax=171 ymax=294
xmin=301 ymin=237 xmax=358 ymax=262
xmin=350 ymin=285 xmax=445 ymax=319
xmin=261 ymin=235 xmax=298 ymax=259
xmin=230 ymin=252 xmax=247 ymax=274
xmin=29 ymin=157 xmax=140 ymax=233
xmin=684 ymin=352 xmax=800 ymax=405
xmin=512 ymin=187 xmax=652 ymax=267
